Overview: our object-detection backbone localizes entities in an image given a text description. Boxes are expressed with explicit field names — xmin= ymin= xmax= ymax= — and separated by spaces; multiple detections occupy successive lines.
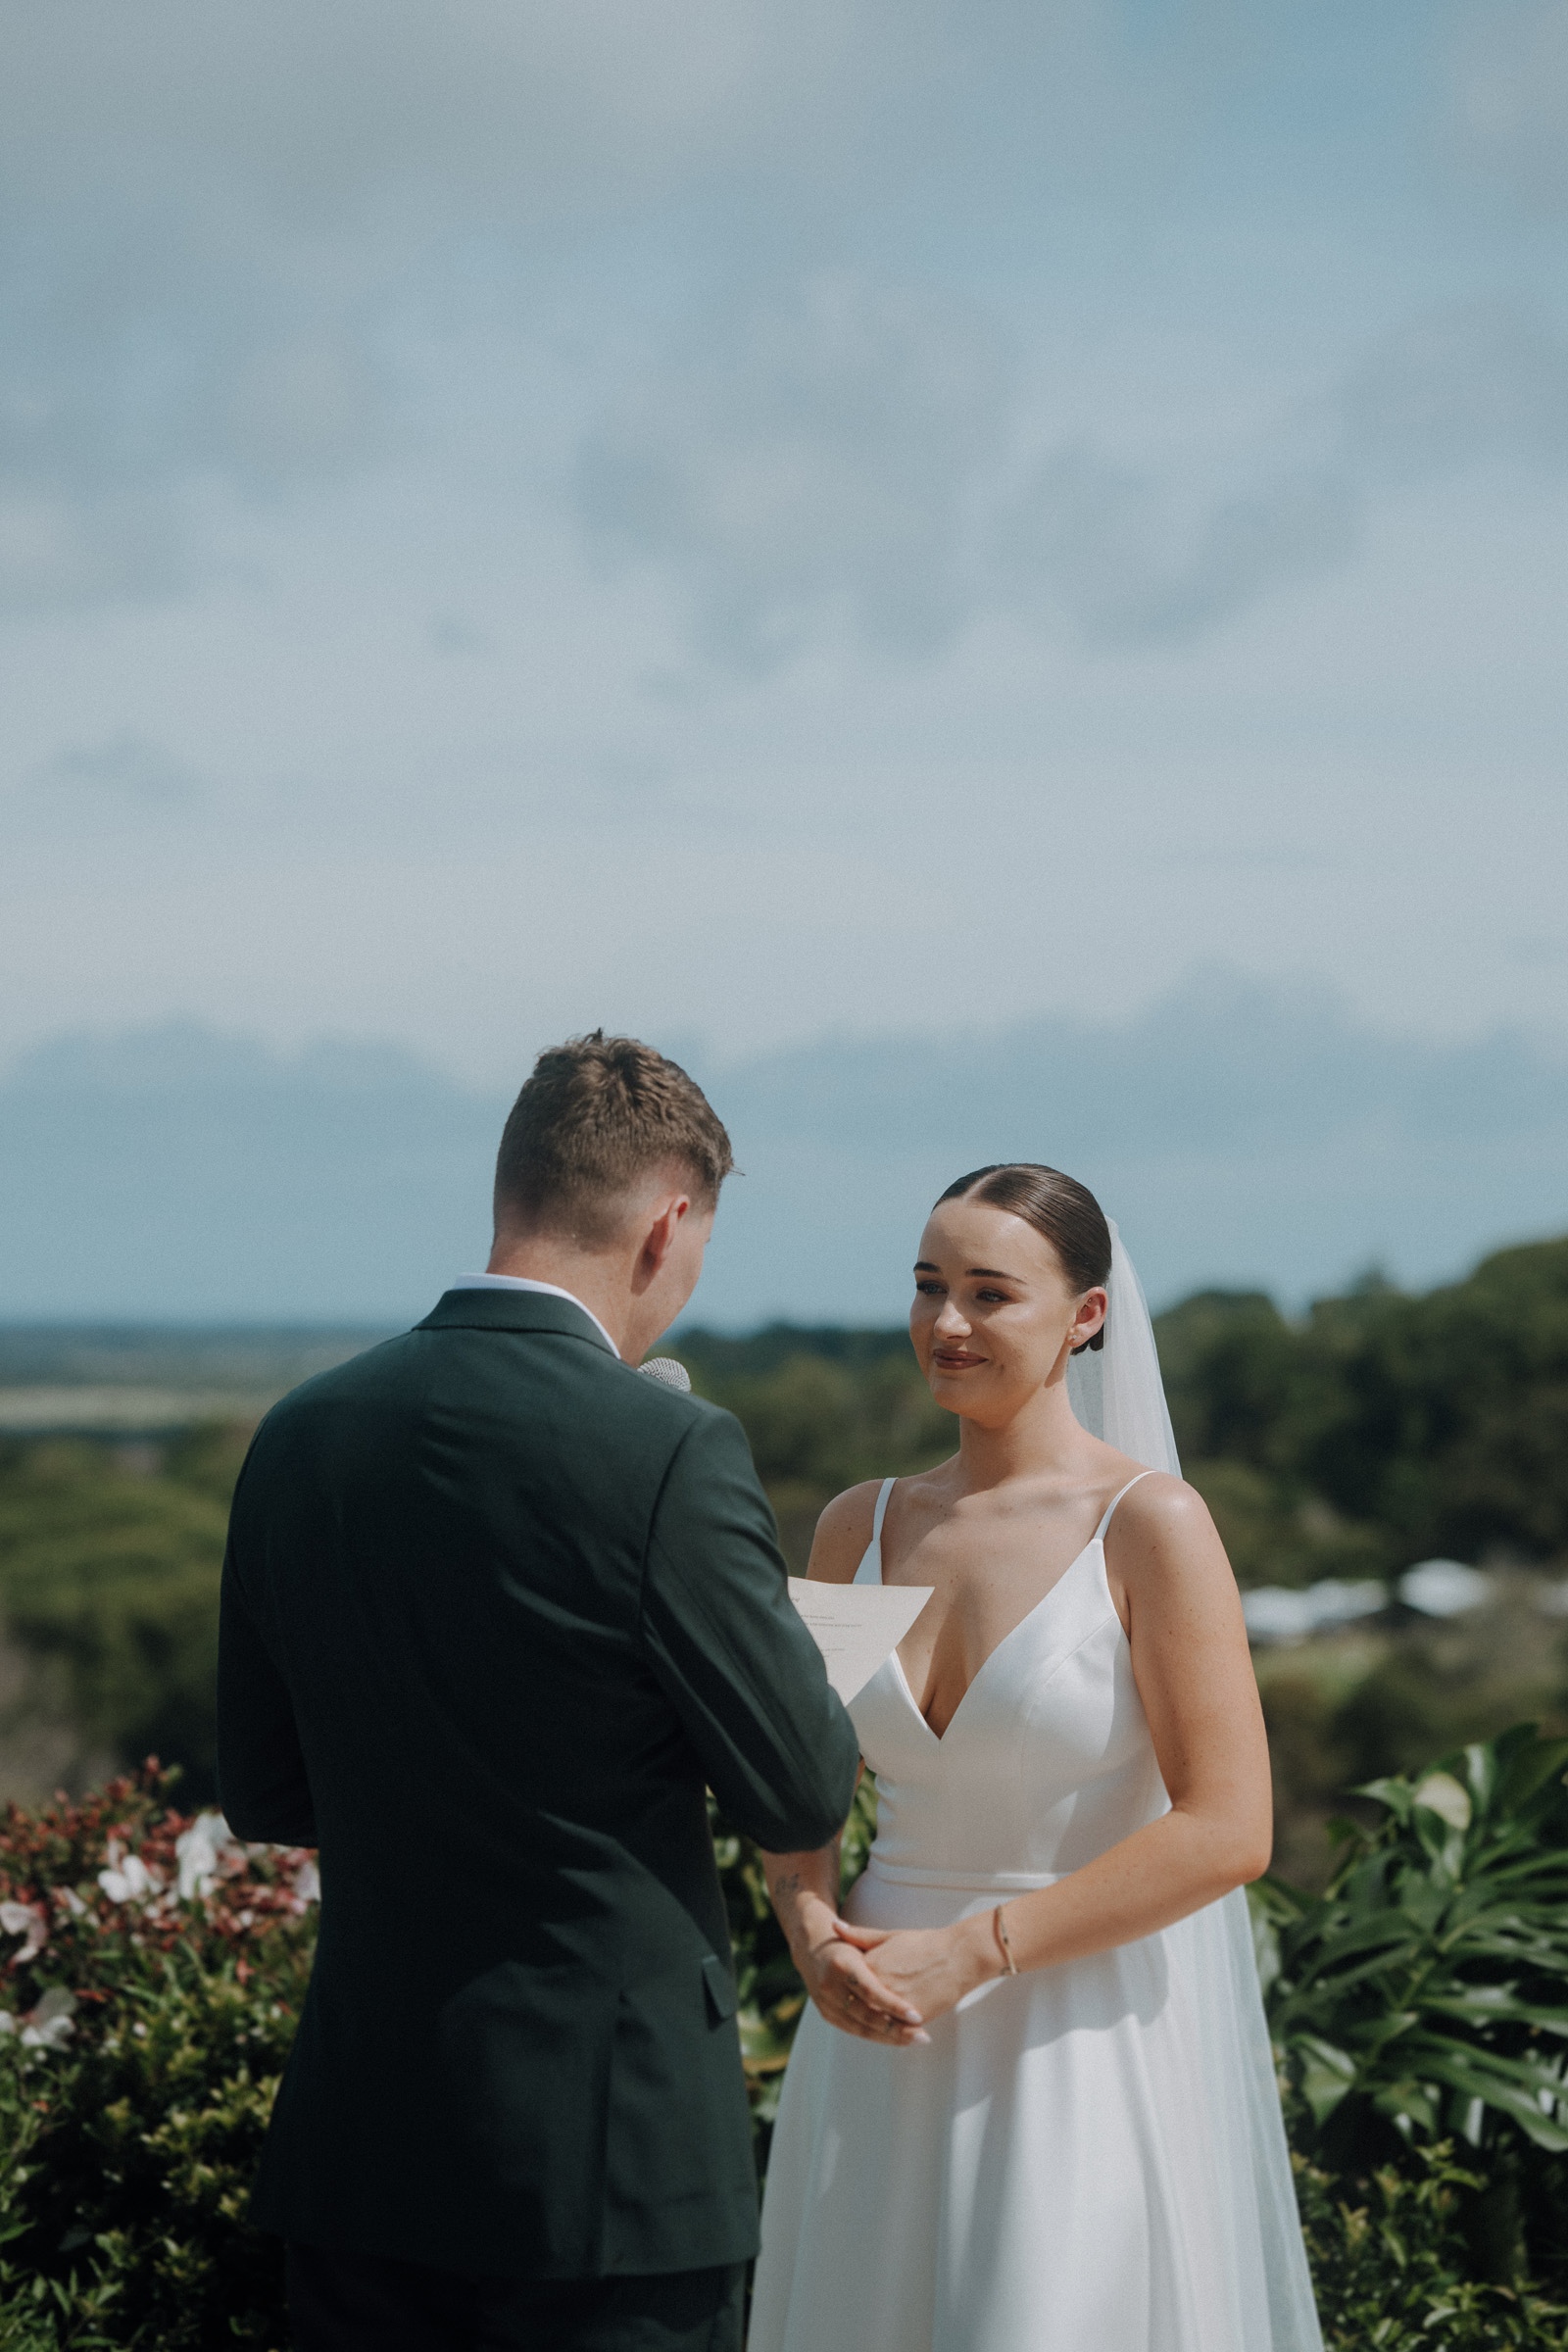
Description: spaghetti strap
xmin=1094 ymin=1468 xmax=1155 ymax=1544
xmin=870 ymin=1476 xmax=897 ymax=1545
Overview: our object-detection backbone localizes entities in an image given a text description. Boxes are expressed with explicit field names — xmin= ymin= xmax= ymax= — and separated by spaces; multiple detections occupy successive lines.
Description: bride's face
xmin=909 ymin=1197 xmax=1107 ymax=1421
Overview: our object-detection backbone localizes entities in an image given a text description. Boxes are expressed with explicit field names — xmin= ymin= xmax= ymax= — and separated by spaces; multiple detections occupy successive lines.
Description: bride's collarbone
xmin=888 ymin=1466 xmax=1127 ymax=1550
xmin=885 ymin=1493 xmax=1114 ymax=1604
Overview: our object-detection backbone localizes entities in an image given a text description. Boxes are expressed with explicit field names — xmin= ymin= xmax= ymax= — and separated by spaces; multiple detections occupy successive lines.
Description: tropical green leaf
xmin=1292 ymin=2034 xmax=1359 ymax=2124
xmin=1412 ymin=1772 xmax=1473 ymax=1833
xmin=1266 ymin=1727 xmax=1568 ymax=2192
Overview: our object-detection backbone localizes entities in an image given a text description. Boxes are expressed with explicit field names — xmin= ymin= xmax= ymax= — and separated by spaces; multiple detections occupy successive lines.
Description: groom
xmin=218 ymin=1032 xmax=859 ymax=2352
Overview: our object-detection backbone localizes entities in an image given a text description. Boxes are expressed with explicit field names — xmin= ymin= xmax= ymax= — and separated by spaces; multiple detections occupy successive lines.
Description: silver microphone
xmin=637 ymin=1356 xmax=692 ymax=1394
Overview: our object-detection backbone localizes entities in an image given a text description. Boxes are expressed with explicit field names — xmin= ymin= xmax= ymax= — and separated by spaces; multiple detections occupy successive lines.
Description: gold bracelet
xmin=993 ymin=1903 xmax=1018 ymax=1977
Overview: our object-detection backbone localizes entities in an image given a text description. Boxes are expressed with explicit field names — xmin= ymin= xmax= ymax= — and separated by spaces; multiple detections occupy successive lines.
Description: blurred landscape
xmin=2 ymin=1231 xmax=1564 ymax=1889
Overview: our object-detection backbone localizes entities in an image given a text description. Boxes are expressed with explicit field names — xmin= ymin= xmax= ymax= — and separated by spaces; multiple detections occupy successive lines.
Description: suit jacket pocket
xmin=701 ymin=1951 xmax=738 ymax=2023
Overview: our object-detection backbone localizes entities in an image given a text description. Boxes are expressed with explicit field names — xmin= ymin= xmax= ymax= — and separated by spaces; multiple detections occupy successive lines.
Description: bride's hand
xmin=789 ymin=1896 xmax=931 ymax=2045
xmin=832 ymin=1914 xmax=998 ymax=2027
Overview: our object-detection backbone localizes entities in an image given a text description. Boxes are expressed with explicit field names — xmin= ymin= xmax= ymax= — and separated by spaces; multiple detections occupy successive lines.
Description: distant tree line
xmin=680 ymin=1234 xmax=1568 ymax=1585
xmin=0 ymin=1236 xmax=1564 ymax=1811
xmin=0 ymin=1426 xmax=247 ymax=1804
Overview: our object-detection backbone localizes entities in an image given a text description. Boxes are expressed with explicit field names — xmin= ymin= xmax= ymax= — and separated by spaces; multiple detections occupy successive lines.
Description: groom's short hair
xmin=494 ymin=1032 xmax=735 ymax=1246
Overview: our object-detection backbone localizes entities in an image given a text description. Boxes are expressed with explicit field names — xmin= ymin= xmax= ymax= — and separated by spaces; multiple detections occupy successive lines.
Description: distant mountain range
xmin=3 ymin=968 xmax=1565 ymax=1325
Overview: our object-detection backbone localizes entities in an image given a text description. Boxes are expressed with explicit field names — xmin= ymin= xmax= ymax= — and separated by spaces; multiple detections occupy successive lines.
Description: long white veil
xmin=1065 ymin=1221 xmax=1181 ymax=1475
xmin=1068 ymin=1217 xmax=1324 ymax=2352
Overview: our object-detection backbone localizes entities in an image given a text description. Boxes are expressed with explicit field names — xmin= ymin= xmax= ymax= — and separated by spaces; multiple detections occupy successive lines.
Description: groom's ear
xmin=639 ymin=1190 xmax=694 ymax=1273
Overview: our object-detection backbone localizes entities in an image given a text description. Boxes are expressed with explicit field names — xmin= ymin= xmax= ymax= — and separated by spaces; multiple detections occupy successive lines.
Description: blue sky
xmin=1 ymin=1 xmax=1565 ymax=1317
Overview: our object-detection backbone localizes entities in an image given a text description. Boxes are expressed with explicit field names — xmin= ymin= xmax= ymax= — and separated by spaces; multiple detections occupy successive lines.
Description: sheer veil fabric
xmin=1064 ymin=1222 xmax=1182 ymax=1479
xmin=748 ymin=1217 xmax=1323 ymax=2352
xmin=1073 ymin=1222 xmax=1322 ymax=2351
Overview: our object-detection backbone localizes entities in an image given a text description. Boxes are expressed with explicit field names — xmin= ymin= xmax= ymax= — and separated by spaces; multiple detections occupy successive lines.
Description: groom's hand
xmin=800 ymin=1922 xmax=932 ymax=2046
xmin=764 ymin=1842 xmax=929 ymax=2044
xmin=775 ymin=1882 xmax=930 ymax=2045
xmin=832 ymin=1916 xmax=1001 ymax=2028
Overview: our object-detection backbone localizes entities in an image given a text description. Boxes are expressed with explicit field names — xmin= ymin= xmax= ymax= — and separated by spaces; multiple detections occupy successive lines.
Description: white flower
xmin=1 ymin=1988 xmax=77 ymax=2054
xmin=97 ymin=1851 xmax=156 ymax=1905
xmin=56 ymin=1887 xmax=88 ymax=1920
xmin=292 ymin=1858 xmax=320 ymax=1906
xmin=0 ymin=1900 xmax=48 ymax=1962
xmin=174 ymin=1810 xmax=238 ymax=1903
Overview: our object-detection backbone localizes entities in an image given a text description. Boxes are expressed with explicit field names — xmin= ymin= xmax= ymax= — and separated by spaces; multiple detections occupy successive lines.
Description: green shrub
xmin=1294 ymin=2141 xmax=1566 ymax=2348
xmin=0 ymin=1443 xmax=234 ymax=1801
xmin=8 ymin=1752 xmax=1568 ymax=2346
xmin=1256 ymin=1724 xmax=1568 ymax=2286
xmin=674 ymin=1344 xmax=951 ymax=1570
xmin=0 ymin=1767 xmax=313 ymax=2348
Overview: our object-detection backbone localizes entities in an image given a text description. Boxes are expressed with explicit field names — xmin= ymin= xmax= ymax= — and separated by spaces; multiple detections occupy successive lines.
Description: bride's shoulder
xmin=1114 ymin=1468 xmax=1211 ymax=1531
xmin=1104 ymin=1468 xmax=1227 ymax=1577
xmin=806 ymin=1479 xmax=887 ymax=1585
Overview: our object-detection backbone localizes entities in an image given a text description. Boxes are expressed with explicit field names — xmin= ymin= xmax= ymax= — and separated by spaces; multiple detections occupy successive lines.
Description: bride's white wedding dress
xmin=749 ymin=1473 xmax=1322 ymax=2352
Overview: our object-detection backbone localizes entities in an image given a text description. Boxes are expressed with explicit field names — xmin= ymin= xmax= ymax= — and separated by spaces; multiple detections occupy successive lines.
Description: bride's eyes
xmin=914 ymin=1280 xmax=944 ymax=1297
xmin=975 ymin=1288 xmax=1007 ymax=1303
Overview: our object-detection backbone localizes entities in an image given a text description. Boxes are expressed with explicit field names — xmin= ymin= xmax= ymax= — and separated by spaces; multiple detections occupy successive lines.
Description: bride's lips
xmin=934 ymin=1350 xmax=986 ymax=1370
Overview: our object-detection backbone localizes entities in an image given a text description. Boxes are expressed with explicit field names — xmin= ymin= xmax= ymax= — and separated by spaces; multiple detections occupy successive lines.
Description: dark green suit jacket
xmin=217 ymin=1288 xmax=858 ymax=2279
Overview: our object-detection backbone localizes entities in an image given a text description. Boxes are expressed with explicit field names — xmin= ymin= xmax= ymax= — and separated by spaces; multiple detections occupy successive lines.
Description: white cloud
xmin=1446 ymin=0 xmax=1568 ymax=211
xmin=2 ymin=0 xmax=1558 ymax=645
xmin=0 ymin=0 xmax=1560 ymax=1107
xmin=0 ymin=0 xmax=863 ymax=220
xmin=11 ymin=734 xmax=205 ymax=823
xmin=1336 ymin=303 xmax=1568 ymax=471
xmin=572 ymin=286 xmax=1568 ymax=663
xmin=0 ymin=488 xmax=188 ymax=612
xmin=577 ymin=275 xmax=1010 ymax=664
xmin=0 ymin=204 xmax=393 ymax=607
xmin=995 ymin=451 xmax=1358 ymax=644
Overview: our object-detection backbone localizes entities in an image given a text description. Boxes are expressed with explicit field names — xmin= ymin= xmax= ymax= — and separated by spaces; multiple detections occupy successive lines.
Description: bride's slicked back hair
xmin=936 ymin=1164 xmax=1112 ymax=1353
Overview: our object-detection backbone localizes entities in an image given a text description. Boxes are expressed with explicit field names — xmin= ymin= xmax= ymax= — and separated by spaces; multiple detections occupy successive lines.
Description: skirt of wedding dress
xmin=747 ymin=1873 xmax=1320 ymax=2352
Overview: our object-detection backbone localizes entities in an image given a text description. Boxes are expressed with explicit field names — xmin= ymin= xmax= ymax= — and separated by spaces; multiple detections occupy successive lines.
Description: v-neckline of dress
xmin=880 ymin=1535 xmax=1107 ymax=1748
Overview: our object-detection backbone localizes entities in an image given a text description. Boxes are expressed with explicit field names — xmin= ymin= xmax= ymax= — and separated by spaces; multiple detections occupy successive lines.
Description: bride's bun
xmin=935 ymin=1164 xmax=1111 ymax=1353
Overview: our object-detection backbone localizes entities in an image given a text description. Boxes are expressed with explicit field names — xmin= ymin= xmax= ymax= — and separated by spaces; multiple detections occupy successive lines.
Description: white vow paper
xmin=788 ymin=1578 xmax=935 ymax=1704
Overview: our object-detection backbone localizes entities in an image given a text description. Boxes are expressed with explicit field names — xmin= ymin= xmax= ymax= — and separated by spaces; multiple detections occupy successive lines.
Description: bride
xmin=748 ymin=1164 xmax=1321 ymax=2352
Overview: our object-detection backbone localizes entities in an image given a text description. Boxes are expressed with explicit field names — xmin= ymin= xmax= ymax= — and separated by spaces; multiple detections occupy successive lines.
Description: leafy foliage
xmin=1257 ymin=1726 xmax=1568 ymax=2284
xmin=0 ymin=1766 xmax=315 ymax=2349
xmin=0 ymin=1441 xmax=237 ymax=1801
xmin=676 ymin=1331 xmax=950 ymax=1568
xmin=2 ymin=1236 xmax=1565 ymax=1803
xmin=1 ymin=1245 xmax=1566 ymax=2334
xmin=675 ymin=1234 xmax=1568 ymax=1585
xmin=1293 ymin=2143 xmax=1567 ymax=2349
xmin=1157 ymin=1239 xmax=1568 ymax=1582
xmin=4 ymin=1756 xmax=1568 ymax=2343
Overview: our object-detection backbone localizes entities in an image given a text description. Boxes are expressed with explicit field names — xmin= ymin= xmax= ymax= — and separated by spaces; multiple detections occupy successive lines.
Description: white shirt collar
xmin=449 ymin=1273 xmax=620 ymax=1360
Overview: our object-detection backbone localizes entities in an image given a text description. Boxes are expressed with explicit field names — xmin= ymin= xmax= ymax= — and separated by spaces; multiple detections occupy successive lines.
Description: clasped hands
xmin=790 ymin=1895 xmax=1004 ymax=2048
